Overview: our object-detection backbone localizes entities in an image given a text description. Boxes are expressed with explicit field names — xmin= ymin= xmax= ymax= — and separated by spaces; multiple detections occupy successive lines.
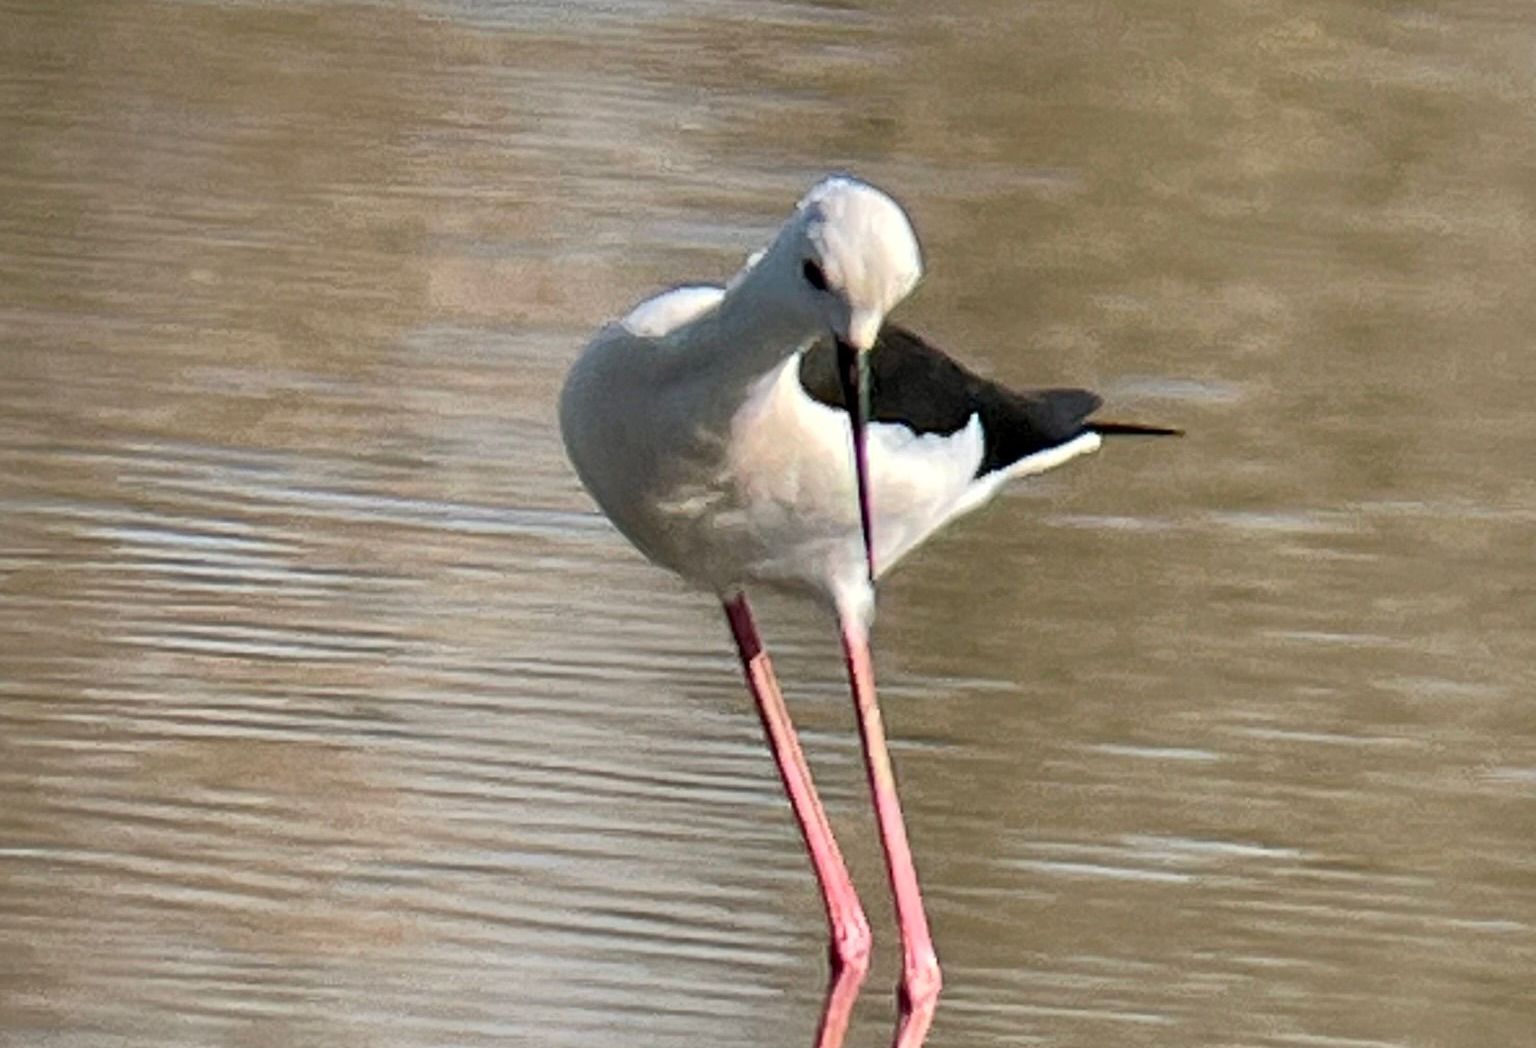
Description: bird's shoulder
xmin=618 ymin=284 xmax=725 ymax=340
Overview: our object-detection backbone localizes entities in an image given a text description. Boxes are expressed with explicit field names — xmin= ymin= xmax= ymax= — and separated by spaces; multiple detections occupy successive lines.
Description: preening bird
xmin=560 ymin=176 xmax=1178 ymax=1048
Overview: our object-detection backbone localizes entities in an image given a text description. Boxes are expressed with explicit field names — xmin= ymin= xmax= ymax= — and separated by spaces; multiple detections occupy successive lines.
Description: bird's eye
xmin=802 ymin=259 xmax=829 ymax=291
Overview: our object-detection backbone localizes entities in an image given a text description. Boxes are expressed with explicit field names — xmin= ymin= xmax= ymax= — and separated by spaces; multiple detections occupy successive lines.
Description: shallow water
xmin=3 ymin=2 xmax=1534 ymax=1046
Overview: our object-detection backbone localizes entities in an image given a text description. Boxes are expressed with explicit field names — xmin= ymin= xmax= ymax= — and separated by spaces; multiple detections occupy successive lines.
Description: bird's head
xmin=790 ymin=176 xmax=923 ymax=352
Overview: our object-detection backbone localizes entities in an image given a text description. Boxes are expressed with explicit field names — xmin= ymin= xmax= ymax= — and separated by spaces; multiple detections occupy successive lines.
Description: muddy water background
xmin=3 ymin=2 xmax=1535 ymax=1046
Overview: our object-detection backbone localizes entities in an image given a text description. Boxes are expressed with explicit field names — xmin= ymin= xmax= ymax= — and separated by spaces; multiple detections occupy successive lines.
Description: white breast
xmin=725 ymin=354 xmax=988 ymax=594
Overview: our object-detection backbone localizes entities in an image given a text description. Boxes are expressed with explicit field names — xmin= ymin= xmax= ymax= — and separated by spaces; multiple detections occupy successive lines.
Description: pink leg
xmin=841 ymin=620 xmax=942 ymax=1048
xmin=723 ymin=594 xmax=872 ymax=1048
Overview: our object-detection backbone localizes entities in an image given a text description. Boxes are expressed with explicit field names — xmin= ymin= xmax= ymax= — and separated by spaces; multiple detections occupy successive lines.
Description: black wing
xmin=798 ymin=324 xmax=1110 ymax=478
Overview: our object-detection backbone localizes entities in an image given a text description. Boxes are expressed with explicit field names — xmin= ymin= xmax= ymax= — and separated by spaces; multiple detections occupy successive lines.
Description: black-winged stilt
xmin=559 ymin=176 xmax=1178 ymax=1048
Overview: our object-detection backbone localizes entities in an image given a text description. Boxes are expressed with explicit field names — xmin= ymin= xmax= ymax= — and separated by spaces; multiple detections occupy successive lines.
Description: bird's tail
xmin=1090 ymin=420 xmax=1184 ymax=437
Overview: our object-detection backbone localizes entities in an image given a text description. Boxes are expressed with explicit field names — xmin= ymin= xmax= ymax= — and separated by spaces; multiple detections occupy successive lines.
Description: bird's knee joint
xmin=900 ymin=954 xmax=942 ymax=1012
xmin=831 ymin=913 xmax=873 ymax=976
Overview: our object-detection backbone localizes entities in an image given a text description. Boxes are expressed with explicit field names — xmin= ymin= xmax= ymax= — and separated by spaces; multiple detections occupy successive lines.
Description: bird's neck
xmin=687 ymin=245 xmax=820 ymax=391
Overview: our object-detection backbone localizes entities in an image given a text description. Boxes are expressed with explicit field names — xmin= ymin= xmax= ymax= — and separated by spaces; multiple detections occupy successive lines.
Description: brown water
xmin=4 ymin=2 xmax=1534 ymax=1046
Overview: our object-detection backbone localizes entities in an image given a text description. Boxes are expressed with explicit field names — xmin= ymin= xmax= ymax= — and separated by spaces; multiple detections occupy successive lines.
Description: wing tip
xmin=1089 ymin=420 xmax=1185 ymax=437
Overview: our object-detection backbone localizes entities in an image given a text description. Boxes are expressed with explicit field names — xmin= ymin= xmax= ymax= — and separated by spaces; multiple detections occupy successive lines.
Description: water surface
xmin=3 ymin=2 xmax=1534 ymax=1046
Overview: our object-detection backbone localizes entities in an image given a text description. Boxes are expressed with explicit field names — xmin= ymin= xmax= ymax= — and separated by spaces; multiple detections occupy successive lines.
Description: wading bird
xmin=559 ymin=176 xmax=1177 ymax=1048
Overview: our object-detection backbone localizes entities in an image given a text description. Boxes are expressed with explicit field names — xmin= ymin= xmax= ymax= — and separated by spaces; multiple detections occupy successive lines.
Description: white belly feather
xmin=726 ymin=354 xmax=988 ymax=593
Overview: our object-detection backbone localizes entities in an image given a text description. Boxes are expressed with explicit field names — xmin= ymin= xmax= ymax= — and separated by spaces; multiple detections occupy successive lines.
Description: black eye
xmin=802 ymin=259 xmax=829 ymax=291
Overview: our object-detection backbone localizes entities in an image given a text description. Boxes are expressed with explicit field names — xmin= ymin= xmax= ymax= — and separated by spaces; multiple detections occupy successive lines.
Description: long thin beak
xmin=835 ymin=337 xmax=875 ymax=585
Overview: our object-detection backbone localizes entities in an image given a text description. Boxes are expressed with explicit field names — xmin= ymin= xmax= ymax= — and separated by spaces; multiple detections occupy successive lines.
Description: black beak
xmin=835 ymin=337 xmax=875 ymax=585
